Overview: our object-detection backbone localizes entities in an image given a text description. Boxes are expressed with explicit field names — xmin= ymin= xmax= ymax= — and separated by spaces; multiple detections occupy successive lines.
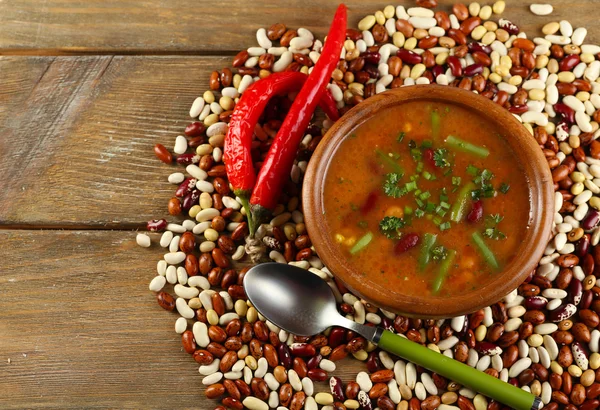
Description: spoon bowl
xmin=244 ymin=262 xmax=377 ymax=339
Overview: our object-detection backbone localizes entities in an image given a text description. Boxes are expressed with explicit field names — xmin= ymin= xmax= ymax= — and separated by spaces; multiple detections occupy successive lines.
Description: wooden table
xmin=1 ymin=1 xmax=598 ymax=407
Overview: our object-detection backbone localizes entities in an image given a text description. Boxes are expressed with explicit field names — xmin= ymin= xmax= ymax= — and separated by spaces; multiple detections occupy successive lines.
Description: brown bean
xmin=452 ymin=3 xmax=469 ymax=20
xmin=220 ymin=350 xmax=238 ymax=372
xmin=279 ymin=383 xmax=293 ymax=407
xmin=212 ymin=248 xmax=230 ymax=268
xmin=156 ymin=291 xmax=176 ymax=311
xmin=168 ymin=197 xmax=182 ymax=216
xmin=181 ymin=330 xmax=196 ymax=354
xmin=280 ymin=29 xmax=297 ymax=47
xmin=232 ymin=50 xmax=249 ymax=68
xmin=185 ymin=254 xmax=199 ymax=277
xmin=267 ymin=23 xmax=286 ymax=40
xmin=206 ymin=383 xmax=225 ymax=399
xmin=209 ymin=325 xmax=227 ymax=343
xmin=206 ymin=342 xmax=227 ymax=359
xmin=460 ymin=17 xmax=481 ymax=35
xmin=193 ymin=349 xmax=214 ymax=365
xmin=209 ymin=71 xmax=220 ymax=90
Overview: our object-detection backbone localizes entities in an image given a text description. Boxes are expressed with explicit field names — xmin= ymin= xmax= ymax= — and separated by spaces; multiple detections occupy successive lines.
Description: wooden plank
xmin=0 ymin=55 xmax=229 ymax=228
xmin=0 ymin=230 xmax=364 ymax=408
xmin=1 ymin=0 xmax=599 ymax=55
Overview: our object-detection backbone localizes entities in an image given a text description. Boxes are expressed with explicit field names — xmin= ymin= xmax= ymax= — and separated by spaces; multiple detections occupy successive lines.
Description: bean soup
xmin=323 ymin=100 xmax=531 ymax=297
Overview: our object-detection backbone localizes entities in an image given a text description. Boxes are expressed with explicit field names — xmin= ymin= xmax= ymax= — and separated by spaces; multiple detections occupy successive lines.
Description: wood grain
xmin=1 ymin=0 xmax=600 ymax=55
xmin=0 ymin=56 xmax=229 ymax=228
xmin=0 ymin=230 xmax=365 ymax=409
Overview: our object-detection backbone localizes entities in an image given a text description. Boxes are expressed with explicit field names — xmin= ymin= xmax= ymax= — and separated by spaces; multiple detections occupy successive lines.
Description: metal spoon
xmin=244 ymin=263 xmax=541 ymax=410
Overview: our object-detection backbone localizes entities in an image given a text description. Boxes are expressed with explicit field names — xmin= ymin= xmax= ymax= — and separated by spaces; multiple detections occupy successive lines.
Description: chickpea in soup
xmin=323 ymin=101 xmax=531 ymax=297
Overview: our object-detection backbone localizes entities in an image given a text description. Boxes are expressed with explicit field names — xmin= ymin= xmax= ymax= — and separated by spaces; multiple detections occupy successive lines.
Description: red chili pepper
xmin=249 ymin=4 xmax=347 ymax=219
xmin=223 ymin=71 xmax=340 ymax=233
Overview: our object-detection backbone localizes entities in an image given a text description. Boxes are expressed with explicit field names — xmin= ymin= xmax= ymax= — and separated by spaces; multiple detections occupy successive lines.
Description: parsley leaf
xmin=383 ymin=173 xmax=406 ymax=198
xmin=379 ymin=216 xmax=406 ymax=239
xmin=483 ymin=214 xmax=506 ymax=240
xmin=433 ymin=148 xmax=451 ymax=168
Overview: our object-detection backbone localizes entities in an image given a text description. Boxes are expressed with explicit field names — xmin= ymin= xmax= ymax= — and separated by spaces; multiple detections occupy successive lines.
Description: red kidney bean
xmin=583 ymin=211 xmax=600 ymax=230
xmin=147 ymin=219 xmax=167 ymax=232
xmin=554 ymin=103 xmax=576 ymax=125
xmin=307 ymin=354 xmax=322 ymax=370
xmin=397 ymin=49 xmax=422 ymax=64
xmin=509 ymin=105 xmax=529 ymax=114
xmin=560 ymin=54 xmax=581 ymax=72
xmin=154 ymin=143 xmax=173 ymax=164
xmin=499 ymin=18 xmax=519 ymax=35
xmin=446 ymin=56 xmax=462 ymax=77
xmin=570 ymin=279 xmax=584 ymax=305
xmin=184 ymin=121 xmax=206 ymax=137
xmin=525 ymin=296 xmax=548 ymax=310
xmin=290 ymin=343 xmax=316 ymax=357
xmin=432 ymin=65 xmax=444 ymax=79
xmin=182 ymin=189 xmax=200 ymax=210
xmin=278 ymin=343 xmax=292 ymax=369
xmin=394 ymin=233 xmax=420 ymax=254
xmin=366 ymin=351 xmax=382 ymax=373
xmin=307 ymin=368 xmax=328 ymax=382
xmin=360 ymin=192 xmax=379 ymax=215
xmin=361 ymin=52 xmax=381 ymax=65
xmin=468 ymin=42 xmax=492 ymax=54
xmin=329 ymin=328 xmax=346 ymax=348
xmin=330 ymin=376 xmax=345 ymax=402
xmin=176 ymin=153 xmax=201 ymax=165
xmin=576 ymin=235 xmax=591 ymax=258
xmin=467 ymin=200 xmax=483 ymax=223
xmin=175 ymin=177 xmax=197 ymax=197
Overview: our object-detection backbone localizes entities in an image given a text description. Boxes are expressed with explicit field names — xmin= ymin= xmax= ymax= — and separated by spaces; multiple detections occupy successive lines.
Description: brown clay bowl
xmin=302 ymin=85 xmax=554 ymax=319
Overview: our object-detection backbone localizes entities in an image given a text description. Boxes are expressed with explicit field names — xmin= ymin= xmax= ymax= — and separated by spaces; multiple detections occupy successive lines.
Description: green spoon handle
xmin=377 ymin=330 xmax=541 ymax=410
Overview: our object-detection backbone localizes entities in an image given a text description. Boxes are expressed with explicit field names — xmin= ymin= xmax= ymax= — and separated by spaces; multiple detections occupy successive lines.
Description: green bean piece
xmin=418 ymin=233 xmax=437 ymax=271
xmin=449 ymin=182 xmax=476 ymax=223
xmin=472 ymin=232 xmax=500 ymax=270
xmin=431 ymin=111 xmax=441 ymax=140
xmin=375 ymin=149 xmax=405 ymax=175
xmin=445 ymin=135 xmax=490 ymax=158
xmin=350 ymin=232 xmax=374 ymax=255
xmin=432 ymin=249 xmax=457 ymax=294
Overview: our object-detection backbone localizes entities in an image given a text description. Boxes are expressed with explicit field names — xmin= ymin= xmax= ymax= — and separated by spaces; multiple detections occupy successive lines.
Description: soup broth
xmin=323 ymin=100 xmax=531 ymax=297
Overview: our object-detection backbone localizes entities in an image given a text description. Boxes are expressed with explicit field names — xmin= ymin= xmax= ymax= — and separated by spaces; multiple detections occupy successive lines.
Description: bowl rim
xmin=302 ymin=85 xmax=554 ymax=318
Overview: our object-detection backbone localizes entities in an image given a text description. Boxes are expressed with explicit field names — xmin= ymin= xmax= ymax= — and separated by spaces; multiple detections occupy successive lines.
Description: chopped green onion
xmin=431 ymin=111 xmax=441 ymax=140
xmin=452 ymin=176 xmax=462 ymax=186
xmin=423 ymin=171 xmax=433 ymax=180
xmin=404 ymin=206 xmax=413 ymax=215
xmin=450 ymin=182 xmax=476 ymax=223
xmin=472 ymin=232 xmax=500 ymax=269
xmin=440 ymin=201 xmax=450 ymax=209
xmin=397 ymin=132 xmax=405 ymax=143
xmin=421 ymin=139 xmax=433 ymax=148
xmin=375 ymin=149 xmax=405 ymax=175
xmin=406 ymin=181 xmax=418 ymax=192
xmin=466 ymin=165 xmax=479 ymax=176
xmin=425 ymin=202 xmax=436 ymax=213
xmin=432 ymin=249 xmax=457 ymax=294
xmin=419 ymin=191 xmax=431 ymax=200
xmin=499 ymin=183 xmax=510 ymax=194
xmin=350 ymin=232 xmax=374 ymax=255
xmin=439 ymin=222 xmax=451 ymax=231
xmin=432 ymin=216 xmax=443 ymax=225
xmin=416 ymin=162 xmax=424 ymax=173
xmin=481 ymin=169 xmax=493 ymax=180
xmin=418 ymin=233 xmax=437 ymax=271
xmin=415 ymin=198 xmax=424 ymax=208
xmin=415 ymin=209 xmax=425 ymax=218
xmin=446 ymin=135 xmax=490 ymax=158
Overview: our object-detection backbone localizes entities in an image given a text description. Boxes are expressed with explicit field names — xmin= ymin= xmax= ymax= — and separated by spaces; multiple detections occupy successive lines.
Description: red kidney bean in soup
xmin=323 ymin=101 xmax=531 ymax=297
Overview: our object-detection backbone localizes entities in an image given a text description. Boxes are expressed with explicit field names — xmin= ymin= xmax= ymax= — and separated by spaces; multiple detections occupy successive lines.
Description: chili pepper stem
xmin=239 ymin=195 xmax=257 ymax=237
xmin=250 ymin=204 xmax=272 ymax=234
